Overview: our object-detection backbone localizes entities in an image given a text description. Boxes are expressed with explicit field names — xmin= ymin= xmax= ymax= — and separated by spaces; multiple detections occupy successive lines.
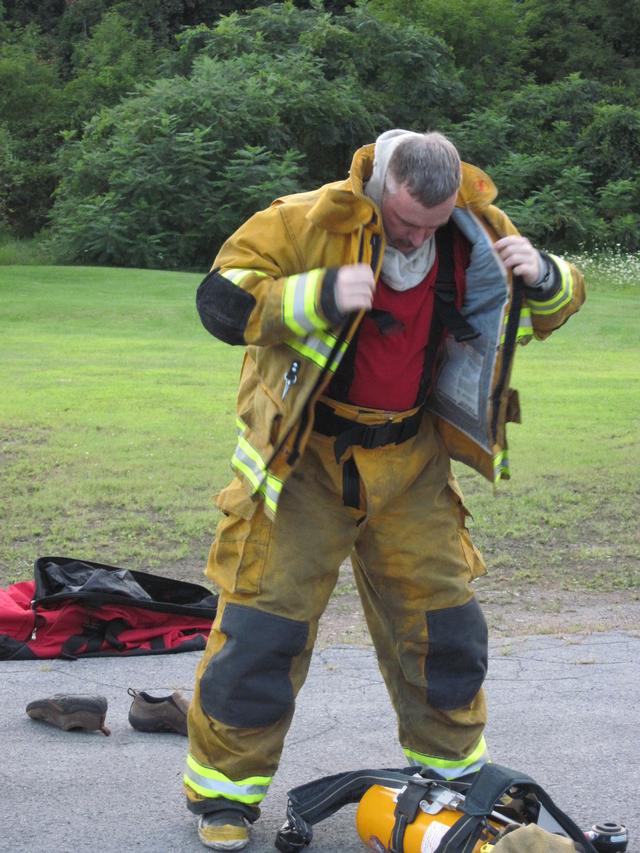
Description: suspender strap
xmin=342 ymin=456 xmax=361 ymax=509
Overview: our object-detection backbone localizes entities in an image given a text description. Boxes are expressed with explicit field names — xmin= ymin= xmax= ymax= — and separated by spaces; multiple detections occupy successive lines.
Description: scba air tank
xmin=355 ymin=783 xmax=502 ymax=853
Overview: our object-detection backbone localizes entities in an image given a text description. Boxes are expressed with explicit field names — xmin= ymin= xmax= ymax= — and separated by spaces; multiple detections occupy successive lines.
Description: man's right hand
xmin=334 ymin=264 xmax=375 ymax=314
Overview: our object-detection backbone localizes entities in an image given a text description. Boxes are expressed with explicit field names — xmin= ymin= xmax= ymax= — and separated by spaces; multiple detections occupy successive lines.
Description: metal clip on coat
xmin=282 ymin=360 xmax=300 ymax=400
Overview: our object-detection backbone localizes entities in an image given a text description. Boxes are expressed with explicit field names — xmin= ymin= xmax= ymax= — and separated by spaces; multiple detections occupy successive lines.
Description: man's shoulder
xmin=273 ymin=176 xmax=375 ymax=234
xmin=272 ymin=178 xmax=352 ymax=211
xmin=458 ymin=162 xmax=498 ymax=210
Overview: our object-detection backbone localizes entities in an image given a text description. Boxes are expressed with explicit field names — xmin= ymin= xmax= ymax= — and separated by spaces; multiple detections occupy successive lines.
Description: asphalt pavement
xmin=1 ymin=631 xmax=638 ymax=852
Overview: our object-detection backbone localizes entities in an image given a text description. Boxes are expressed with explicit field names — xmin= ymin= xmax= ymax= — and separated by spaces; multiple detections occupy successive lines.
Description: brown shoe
xmin=26 ymin=694 xmax=110 ymax=735
xmin=127 ymin=687 xmax=189 ymax=735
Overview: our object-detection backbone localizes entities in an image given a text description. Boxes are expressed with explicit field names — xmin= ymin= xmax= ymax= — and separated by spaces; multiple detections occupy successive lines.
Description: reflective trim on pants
xmin=403 ymin=735 xmax=489 ymax=780
xmin=184 ymin=753 xmax=271 ymax=804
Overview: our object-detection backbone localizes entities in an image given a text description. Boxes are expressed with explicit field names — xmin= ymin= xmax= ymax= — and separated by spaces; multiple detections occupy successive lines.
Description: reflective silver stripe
xmin=259 ymin=472 xmax=283 ymax=515
xmin=232 ymin=436 xmax=267 ymax=494
xmin=404 ymin=736 xmax=489 ymax=780
xmin=231 ymin=435 xmax=284 ymax=514
xmin=528 ymin=255 xmax=573 ymax=316
xmin=283 ymin=269 xmax=325 ymax=336
xmin=222 ymin=267 xmax=268 ymax=285
xmin=184 ymin=755 xmax=270 ymax=803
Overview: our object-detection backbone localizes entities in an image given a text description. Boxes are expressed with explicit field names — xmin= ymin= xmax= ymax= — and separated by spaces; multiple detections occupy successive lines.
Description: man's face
xmin=380 ymin=183 xmax=458 ymax=254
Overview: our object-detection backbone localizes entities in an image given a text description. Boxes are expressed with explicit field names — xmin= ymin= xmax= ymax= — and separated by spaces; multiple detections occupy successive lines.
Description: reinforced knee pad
xmin=200 ymin=603 xmax=308 ymax=727
xmin=425 ymin=597 xmax=488 ymax=710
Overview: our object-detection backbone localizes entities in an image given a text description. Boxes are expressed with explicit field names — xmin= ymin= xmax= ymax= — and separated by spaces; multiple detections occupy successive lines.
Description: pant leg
xmin=185 ymin=434 xmax=360 ymax=815
xmin=352 ymin=415 xmax=489 ymax=778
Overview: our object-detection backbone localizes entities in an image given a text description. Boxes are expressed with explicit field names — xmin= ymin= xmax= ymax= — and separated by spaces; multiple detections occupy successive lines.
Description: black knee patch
xmin=425 ymin=597 xmax=488 ymax=710
xmin=200 ymin=603 xmax=309 ymax=727
xmin=196 ymin=270 xmax=256 ymax=345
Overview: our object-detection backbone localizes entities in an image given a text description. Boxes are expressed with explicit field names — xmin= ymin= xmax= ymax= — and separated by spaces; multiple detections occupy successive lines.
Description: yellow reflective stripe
xmin=493 ymin=449 xmax=510 ymax=482
xmin=303 ymin=269 xmax=324 ymax=329
xmin=500 ymin=306 xmax=533 ymax=345
xmin=287 ymin=331 xmax=348 ymax=372
xmin=283 ymin=269 xmax=326 ymax=336
xmin=404 ymin=736 xmax=488 ymax=779
xmin=283 ymin=274 xmax=306 ymax=337
xmin=528 ymin=255 xmax=573 ymax=316
xmin=232 ymin=435 xmax=266 ymax=493
xmin=184 ymin=754 xmax=271 ymax=803
xmin=222 ymin=267 xmax=268 ymax=286
xmin=231 ymin=435 xmax=284 ymax=513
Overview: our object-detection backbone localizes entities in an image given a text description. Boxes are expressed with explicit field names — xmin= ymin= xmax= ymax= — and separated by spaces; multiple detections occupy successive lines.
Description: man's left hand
xmin=493 ymin=236 xmax=542 ymax=287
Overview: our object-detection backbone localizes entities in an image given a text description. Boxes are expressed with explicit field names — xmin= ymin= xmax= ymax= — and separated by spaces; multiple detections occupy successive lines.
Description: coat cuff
xmin=319 ymin=267 xmax=347 ymax=326
xmin=523 ymin=251 xmax=560 ymax=300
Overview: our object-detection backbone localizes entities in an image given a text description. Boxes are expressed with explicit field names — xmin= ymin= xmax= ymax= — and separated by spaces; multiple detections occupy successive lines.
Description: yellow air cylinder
xmin=355 ymin=783 xmax=501 ymax=853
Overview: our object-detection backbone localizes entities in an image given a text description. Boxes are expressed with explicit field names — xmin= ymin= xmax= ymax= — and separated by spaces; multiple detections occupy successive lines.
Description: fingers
xmin=334 ymin=263 xmax=375 ymax=313
xmin=493 ymin=236 xmax=542 ymax=286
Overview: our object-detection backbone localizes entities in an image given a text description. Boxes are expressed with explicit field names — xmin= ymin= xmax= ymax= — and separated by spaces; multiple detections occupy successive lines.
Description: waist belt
xmin=314 ymin=401 xmax=424 ymax=464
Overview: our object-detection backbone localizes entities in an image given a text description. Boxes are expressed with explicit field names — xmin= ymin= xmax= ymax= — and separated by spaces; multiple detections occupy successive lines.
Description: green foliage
xmin=49 ymin=3 xmax=461 ymax=268
xmin=368 ymin=0 xmax=525 ymax=101
xmin=0 ymin=26 xmax=67 ymax=234
xmin=445 ymin=74 xmax=640 ymax=251
xmin=3 ymin=0 xmax=640 ymax=260
xmin=171 ymin=3 xmax=460 ymax=140
xmin=576 ymin=103 xmax=640 ymax=184
xmin=212 ymin=146 xmax=305 ymax=239
xmin=48 ymin=58 xmax=322 ymax=268
xmin=519 ymin=0 xmax=640 ymax=85
xmin=0 ymin=123 xmax=20 ymax=229
xmin=504 ymin=166 xmax=602 ymax=249
xmin=62 ymin=12 xmax=159 ymax=124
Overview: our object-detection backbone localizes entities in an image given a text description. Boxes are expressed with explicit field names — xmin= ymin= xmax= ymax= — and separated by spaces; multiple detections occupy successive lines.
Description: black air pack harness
xmin=274 ymin=762 xmax=599 ymax=853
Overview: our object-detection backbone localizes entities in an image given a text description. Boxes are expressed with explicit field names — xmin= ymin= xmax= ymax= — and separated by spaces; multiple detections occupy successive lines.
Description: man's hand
xmin=493 ymin=236 xmax=543 ymax=287
xmin=334 ymin=263 xmax=375 ymax=314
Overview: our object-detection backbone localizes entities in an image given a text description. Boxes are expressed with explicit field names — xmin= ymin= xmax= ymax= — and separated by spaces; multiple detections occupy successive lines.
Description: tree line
xmin=1 ymin=0 xmax=640 ymax=270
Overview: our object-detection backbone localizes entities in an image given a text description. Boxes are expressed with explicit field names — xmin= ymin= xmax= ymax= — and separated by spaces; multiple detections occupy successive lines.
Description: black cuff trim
xmin=186 ymin=798 xmax=260 ymax=822
xmin=196 ymin=269 xmax=255 ymax=345
xmin=523 ymin=251 xmax=561 ymax=301
xmin=319 ymin=267 xmax=345 ymax=326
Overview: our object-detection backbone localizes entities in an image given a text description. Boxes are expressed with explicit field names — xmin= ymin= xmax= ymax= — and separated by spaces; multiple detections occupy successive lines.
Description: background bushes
xmin=1 ymin=0 xmax=640 ymax=268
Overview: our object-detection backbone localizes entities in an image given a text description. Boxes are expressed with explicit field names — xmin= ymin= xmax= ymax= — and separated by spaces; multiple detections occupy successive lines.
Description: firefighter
xmin=184 ymin=130 xmax=585 ymax=850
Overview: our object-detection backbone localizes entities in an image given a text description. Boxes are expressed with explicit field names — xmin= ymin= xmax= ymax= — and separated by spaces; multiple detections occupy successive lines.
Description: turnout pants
xmin=185 ymin=405 xmax=489 ymax=816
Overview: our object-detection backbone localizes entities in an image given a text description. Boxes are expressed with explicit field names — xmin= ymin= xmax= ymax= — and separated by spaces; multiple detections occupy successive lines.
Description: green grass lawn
xmin=1 ymin=262 xmax=639 ymax=597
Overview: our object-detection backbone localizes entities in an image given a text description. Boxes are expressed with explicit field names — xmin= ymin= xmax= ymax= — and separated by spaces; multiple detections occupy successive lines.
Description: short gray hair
xmin=385 ymin=132 xmax=461 ymax=208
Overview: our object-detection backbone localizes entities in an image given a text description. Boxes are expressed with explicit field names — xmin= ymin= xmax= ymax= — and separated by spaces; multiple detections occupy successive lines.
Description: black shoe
xmin=26 ymin=694 xmax=110 ymax=735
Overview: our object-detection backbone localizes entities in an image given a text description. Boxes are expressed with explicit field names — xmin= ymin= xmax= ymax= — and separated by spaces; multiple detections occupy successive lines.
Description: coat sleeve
xmin=195 ymin=204 xmax=344 ymax=347
xmin=483 ymin=204 xmax=586 ymax=341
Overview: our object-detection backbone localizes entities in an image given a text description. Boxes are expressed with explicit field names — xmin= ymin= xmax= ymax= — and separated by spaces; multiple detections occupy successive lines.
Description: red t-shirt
xmin=346 ymin=230 xmax=470 ymax=411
